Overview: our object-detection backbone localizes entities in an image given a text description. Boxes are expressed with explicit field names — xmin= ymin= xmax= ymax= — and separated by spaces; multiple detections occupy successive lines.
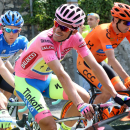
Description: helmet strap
xmin=3 ymin=33 xmax=8 ymax=43
xmin=116 ymin=19 xmax=122 ymax=33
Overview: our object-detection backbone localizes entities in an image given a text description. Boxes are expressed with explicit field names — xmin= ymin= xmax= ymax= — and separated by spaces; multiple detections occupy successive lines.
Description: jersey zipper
xmin=58 ymin=42 xmax=62 ymax=60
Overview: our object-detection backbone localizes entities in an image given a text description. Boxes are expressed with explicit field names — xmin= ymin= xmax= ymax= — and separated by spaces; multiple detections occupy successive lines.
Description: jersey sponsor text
xmin=21 ymin=52 xmax=38 ymax=69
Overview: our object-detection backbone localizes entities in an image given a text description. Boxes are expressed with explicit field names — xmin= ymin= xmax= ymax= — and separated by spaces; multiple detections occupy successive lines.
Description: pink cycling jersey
xmin=15 ymin=28 xmax=90 ymax=81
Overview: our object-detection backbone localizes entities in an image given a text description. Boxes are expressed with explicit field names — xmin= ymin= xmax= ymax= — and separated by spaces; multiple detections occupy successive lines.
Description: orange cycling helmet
xmin=111 ymin=2 xmax=130 ymax=21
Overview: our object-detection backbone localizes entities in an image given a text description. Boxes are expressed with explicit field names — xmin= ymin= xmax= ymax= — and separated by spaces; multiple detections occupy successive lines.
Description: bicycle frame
xmin=8 ymin=102 xmax=34 ymax=123
xmin=89 ymin=90 xmax=130 ymax=104
xmin=57 ymin=102 xmax=130 ymax=130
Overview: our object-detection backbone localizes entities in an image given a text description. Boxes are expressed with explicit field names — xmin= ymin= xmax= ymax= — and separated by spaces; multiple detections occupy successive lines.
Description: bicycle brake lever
xmin=16 ymin=113 xmax=28 ymax=128
xmin=92 ymin=104 xmax=99 ymax=111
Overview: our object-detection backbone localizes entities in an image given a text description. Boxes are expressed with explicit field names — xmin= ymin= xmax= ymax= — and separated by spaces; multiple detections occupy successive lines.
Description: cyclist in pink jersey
xmin=14 ymin=4 xmax=130 ymax=130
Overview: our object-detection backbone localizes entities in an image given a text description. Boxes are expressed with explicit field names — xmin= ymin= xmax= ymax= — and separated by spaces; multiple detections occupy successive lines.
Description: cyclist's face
xmin=87 ymin=15 xmax=99 ymax=29
xmin=53 ymin=19 xmax=76 ymax=42
xmin=118 ymin=20 xmax=130 ymax=33
xmin=3 ymin=26 xmax=21 ymax=45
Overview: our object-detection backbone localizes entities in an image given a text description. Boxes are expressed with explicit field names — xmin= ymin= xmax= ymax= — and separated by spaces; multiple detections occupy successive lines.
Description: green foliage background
xmin=79 ymin=0 xmax=129 ymax=25
xmin=21 ymin=0 xmax=129 ymax=31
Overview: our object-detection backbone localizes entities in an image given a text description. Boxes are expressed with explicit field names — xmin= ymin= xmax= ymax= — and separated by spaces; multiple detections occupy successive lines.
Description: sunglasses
xmin=87 ymin=13 xmax=95 ymax=16
xmin=123 ymin=21 xmax=130 ymax=26
xmin=4 ymin=27 xmax=20 ymax=33
xmin=54 ymin=20 xmax=74 ymax=32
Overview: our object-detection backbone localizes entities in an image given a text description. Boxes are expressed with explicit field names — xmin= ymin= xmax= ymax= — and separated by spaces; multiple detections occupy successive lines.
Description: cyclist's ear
xmin=113 ymin=17 xmax=119 ymax=23
xmin=72 ymin=30 xmax=78 ymax=35
xmin=18 ymin=28 xmax=21 ymax=34
xmin=1 ymin=26 xmax=4 ymax=32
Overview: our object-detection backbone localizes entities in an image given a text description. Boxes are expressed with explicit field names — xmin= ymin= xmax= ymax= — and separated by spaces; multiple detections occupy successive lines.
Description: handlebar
xmin=92 ymin=101 xmax=119 ymax=110
xmin=52 ymin=99 xmax=62 ymax=105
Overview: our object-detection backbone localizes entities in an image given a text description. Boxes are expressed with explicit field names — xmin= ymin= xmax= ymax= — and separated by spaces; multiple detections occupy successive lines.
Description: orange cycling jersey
xmin=83 ymin=22 xmax=130 ymax=63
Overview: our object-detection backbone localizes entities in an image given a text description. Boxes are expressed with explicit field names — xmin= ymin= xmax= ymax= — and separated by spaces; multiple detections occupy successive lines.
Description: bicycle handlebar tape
xmin=77 ymin=103 xmax=90 ymax=116
xmin=114 ymin=94 xmax=130 ymax=107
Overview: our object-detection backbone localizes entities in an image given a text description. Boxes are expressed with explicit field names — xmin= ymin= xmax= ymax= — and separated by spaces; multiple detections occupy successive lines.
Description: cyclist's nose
xmin=10 ymin=32 xmax=14 ymax=35
xmin=55 ymin=26 xmax=62 ymax=32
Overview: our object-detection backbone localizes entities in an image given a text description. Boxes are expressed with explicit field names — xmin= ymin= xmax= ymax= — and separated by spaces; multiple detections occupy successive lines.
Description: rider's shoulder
xmin=36 ymin=28 xmax=54 ymax=44
xmin=16 ymin=35 xmax=28 ymax=43
xmin=0 ymin=34 xmax=4 ymax=41
xmin=0 ymin=33 xmax=3 ymax=38
xmin=96 ymin=23 xmax=111 ymax=31
xmin=17 ymin=35 xmax=28 ymax=40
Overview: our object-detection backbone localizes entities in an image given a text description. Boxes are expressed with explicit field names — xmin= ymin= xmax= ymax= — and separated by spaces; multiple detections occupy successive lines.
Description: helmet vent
xmin=124 ymin=10 xmax=130 ymax=17
xmin=67 ymin=11 xmax=75 ymax=18
xmin=58 ymin=5 xmax=63 ymax=10
xmin=73 ymin=14 xmax=80 ymax=20
xmin=118 ymin=4 xmax=123 ymax=8
xmin=8 ymin=11 xmax=10 ymax=16
xmin=16 ymin=17 xmax=21 ymax=23
xmin=115 ymin=8 xmax=120 ymax=12
xmin=63 ymin=9 xmax=69 ymax=17
xmin=120 ymin=13 xmax=126 ymax=17
xmin=61 ymin=6 xmax=67 ymax=14
xmin=70 ymin=5 xmax=75 ymax=9
xmin=76 ymin=19 xmax=82 ymax=24
xmin=76 ymin=8 xmax=80 ymax=12
xmin=125 ymin=5 xmax=130 ymax=9
xmin=82 ymin=12 xmax=85 ymax=16
xmin=56 ymin=14 xmax=72 ymax=24
xmin=12 ymin=14 xmax=14 ymax=21
xmin=111 ymin=12 xmax=114 ymax=15
xmin=5 ymin=15 xmax=10 ymax=23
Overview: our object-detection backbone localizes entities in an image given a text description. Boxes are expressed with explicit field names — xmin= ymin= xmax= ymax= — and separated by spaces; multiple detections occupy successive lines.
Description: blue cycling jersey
xmin=0 ymin=34 xmax=28 ymax=63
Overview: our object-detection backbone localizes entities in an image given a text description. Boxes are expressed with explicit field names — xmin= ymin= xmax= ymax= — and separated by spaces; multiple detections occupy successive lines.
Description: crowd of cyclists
xmin=0 ymin=2 xmax=130 ymax=130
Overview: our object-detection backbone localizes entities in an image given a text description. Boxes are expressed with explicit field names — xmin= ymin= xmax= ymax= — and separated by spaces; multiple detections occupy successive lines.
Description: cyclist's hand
xmin=124 ymin=77 xmax=130 ymax=89
xmin=77 ymin=103 xmax=94 ymax=120
xmin=0 ymin=110 xmax=12 ymax=129
xmin=0 ymin=92 xmax=7 ymax=109
xmin=113 ymin=94 xmax=130 ymax=107
xmin=79 ymin=25 xmax=86 ymax=34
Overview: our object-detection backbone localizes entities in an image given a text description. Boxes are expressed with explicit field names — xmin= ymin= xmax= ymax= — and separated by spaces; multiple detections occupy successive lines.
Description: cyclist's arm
xmin=5 ymin=61 xmax=14 ymax=74
xmin=47 ymin=59 xmax=84 ymax=107
xmin=0 ymin=58 xmax=14 ymax=88
xmin=83 ymin=52 xmax=117 ymax=98
xmin=105 ymin=49 xmax=129 ymax=80
xmin=19 ymin=49 xmax=23 ymax=53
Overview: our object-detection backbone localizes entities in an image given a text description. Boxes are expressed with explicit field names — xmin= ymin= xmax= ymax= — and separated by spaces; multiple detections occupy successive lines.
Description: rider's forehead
xmin=4 ymin=26 xmax=20 ymax=29
xmin=87 ymin=15 xmax=96 ymax=20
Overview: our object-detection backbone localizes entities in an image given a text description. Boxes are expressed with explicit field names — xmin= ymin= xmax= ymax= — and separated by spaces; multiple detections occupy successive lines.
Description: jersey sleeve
xmin=72 ymin=32 xmax=90 ymax=58
xmin=38 ymin=36 xmax=58 ymax=63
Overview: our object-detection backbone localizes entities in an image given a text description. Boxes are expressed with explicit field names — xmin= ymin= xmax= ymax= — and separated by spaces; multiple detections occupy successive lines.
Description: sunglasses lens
xmin=123 ymin=21 xmax=130 ymax=26
xmin=126 ymin=21 xmax=130 ymax=26
xmin=54 ymin=20 xmax=59 ymax=27
xmin=5 ymin=28 xmax=19 ymax=33
xmin=5 ymin=28 xmax=11 ymax=33
xmin=54 ymin=20 xmax=70 ymax=32
xmin=60 ymin=26 xmax=69 ymax=32
xmin=12 ymin=29 xmax=19 ymax=33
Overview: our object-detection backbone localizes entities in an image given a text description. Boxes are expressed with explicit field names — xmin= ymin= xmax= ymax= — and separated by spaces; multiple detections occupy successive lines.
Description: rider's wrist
xmin=77 ymin=102 xmax=84 ymax=110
